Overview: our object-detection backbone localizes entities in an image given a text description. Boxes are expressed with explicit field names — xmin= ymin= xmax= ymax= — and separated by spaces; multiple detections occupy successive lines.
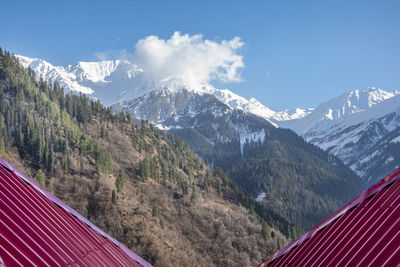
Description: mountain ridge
xmin=17 ymin=55 xmax=400 ymax=136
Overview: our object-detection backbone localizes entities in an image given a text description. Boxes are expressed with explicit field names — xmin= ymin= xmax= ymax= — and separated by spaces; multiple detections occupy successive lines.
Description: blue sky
xmin=2 ymin=0 xmax=400 ymax=110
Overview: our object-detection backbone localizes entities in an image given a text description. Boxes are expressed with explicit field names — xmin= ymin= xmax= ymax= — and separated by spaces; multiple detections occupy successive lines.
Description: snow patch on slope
xmin=255 ymin=192 xmax=266 ymax=202
xmin=231 ymin=124 xmax=266 ymax=155
xmin=390 ymin=136 xmax=400 ymax=144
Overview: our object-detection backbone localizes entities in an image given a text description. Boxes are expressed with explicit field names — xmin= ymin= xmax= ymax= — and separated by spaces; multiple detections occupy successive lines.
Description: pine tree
xmin=217 ymin=182 xmax=222 ymax=195
xmin=126 ymin=113 xmax=132 ymax=124
xmin=191 ymin=183 xmax=197 ymax=203
xmin=262 ymin=222 xmax=272 ymax=241
xmin=80 ymin=157 xmax=84 ymax=175
xmin=62 ymin=152 xmax=71 ymax=175
xmin=111 ymin=189 xmax=117 ymax=204
xmin=204 ymin=179 xmax=209 ymax=193
xmin=139 ymin=157 xmax=151 ymax=180
xmin=151 ymin=157 xmax=159 ymax=182
xmin=159 ymin=218 xmax=165 ymax=230
xmin=100 ymin=126 xmax=106 ymax=138
xmin=36 ymin=170 xmax=45 ymax=187
xmin=152 ymin=206 xmax=158 ymax=217
xmin=115 ymin=170 xmax=125 ymax=192
xmin=47 ymin=144 xmax=54 ymax=171
xmin=0 ymin=139 xmax=5 ymax=157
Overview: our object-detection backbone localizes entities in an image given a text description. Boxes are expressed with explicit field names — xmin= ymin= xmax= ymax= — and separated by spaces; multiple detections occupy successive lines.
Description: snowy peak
xmin=273 ymin=107 xmax=314 ymax=121
xmin=15 ymin=55 xmax=144 ymax=105
xmin=67 ymin=59 xmax=143 ymax=84
xmin=17 ymin=55 xmax=53 ymax=72
xmin=329 ymin=87 xmax=398 ymax=117
xmin=360 ymin=87 xmax=399 ymax=106
xmin=17 ymin=55 xmax=95 ymax=94
xmin=315 ymin=87 xmax=399 ymax=121
xmin=70 ymin=60 xmax=122 ymax=83
xmin=212 ymin=89 xmax=277 ymax=126
xmin=278 ymin=87 xmax=400 ymax=135
xmin=149 ymin=76 xmax=217 ymax=95
xmin=152 ymin=80 xmax=280 ymax=126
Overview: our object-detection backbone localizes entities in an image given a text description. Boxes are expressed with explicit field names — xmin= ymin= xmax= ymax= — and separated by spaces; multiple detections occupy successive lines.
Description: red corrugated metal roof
xmin=0 ymin=157 xmax=152 ymax=267
xmin=259 ymin=167 xmax=400 ymax=267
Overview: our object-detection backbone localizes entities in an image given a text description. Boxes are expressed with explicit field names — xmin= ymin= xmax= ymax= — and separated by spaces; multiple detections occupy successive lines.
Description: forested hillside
xmin=171 ymin=111 xmax=365 ymax=230
xmin=223 ymin=128 xmax=363 ymax=230
xmin=0 ymin=49 xmax=297 ymax=266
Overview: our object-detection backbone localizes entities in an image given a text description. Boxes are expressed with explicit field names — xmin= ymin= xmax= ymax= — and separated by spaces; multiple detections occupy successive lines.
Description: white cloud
xmin=133 ymin=31 xmax=244 ymax=84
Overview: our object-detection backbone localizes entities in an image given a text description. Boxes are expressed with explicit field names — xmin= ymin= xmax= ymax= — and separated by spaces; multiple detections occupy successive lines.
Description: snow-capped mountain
xmin=16 ymin=55 xmax=144 ymax=106
xmin=277 ymin=87 xmax=400 ymax=183
xmin=278 ymin=87 xmax=400 ymax=135
xmin=112 ymin=78 xmax=273 ymax=156
xmin=17 ymin=54 xmax=285 ymax=154
xmin=15 ymin=54 xmax=398 ymax=183
xmin=112 ymin=76 xmax=280 ymax=127
xmin=16 ymin=55 xmax=284 ymax=126
xmin=16 ymin=55 xmax=288 ymax=154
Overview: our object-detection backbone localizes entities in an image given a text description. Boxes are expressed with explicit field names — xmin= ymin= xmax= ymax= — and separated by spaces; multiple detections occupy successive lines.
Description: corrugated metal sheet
xmin=0 ymin=157 xmax=152 ymax=267
xmin=260 ymin=167 xmax=400 ymax=267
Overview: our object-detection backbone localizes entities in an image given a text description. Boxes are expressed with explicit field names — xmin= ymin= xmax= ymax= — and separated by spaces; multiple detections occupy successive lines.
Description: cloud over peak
xmin=134 ymin=32 xmax=244 ymax=84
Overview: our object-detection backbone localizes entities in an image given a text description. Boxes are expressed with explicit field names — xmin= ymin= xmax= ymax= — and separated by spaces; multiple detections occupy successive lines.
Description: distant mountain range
xmin=16 ymin=55 xmax=399 ymax=185
xmin=16 ymin=55 xmax=366 ymax=230
xmin=15 ymin=55 xmax=307 ymax=125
